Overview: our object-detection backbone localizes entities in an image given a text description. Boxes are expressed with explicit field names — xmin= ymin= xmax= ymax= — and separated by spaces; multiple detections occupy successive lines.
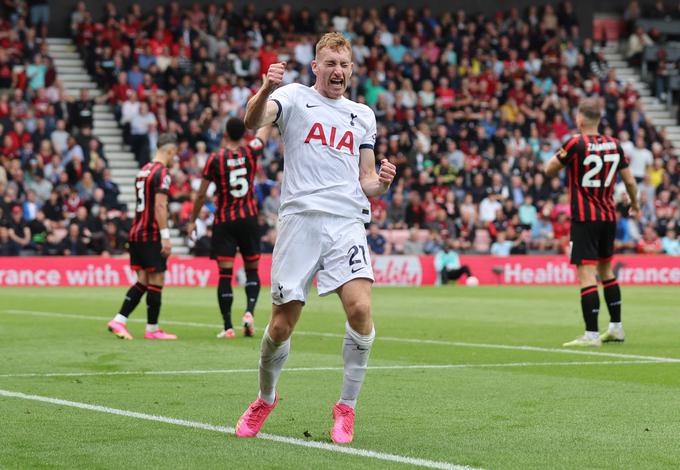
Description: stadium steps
xmin=603 ymin=43 xmax=680 ymax=153
xmin=47 ymin=37 xmax=190 ymax=255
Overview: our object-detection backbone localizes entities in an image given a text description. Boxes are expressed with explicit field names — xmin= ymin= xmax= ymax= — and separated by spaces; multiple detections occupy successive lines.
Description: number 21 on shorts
xmin=348 ymin=245 xmax=368 ymax=274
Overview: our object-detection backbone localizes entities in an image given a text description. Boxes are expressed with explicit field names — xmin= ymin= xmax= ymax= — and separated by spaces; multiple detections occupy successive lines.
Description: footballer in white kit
xmin=235 ymin=32 xmax=397 ymax=445
xmin=268 ymin=82 xmax=377 ymax=302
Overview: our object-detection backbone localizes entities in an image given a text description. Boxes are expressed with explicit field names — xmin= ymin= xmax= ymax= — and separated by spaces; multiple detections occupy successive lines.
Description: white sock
xmin=146 ymin=324 xmax=159 ymax=332
xmin=608 ymin=322 xmax=622 ymax=331
xmin=258 ymin=326 xmax=290 ymax=405
xmin=585 ymin=331 xmax=599 ymax=340
xmin=339 ymin=322 xmax=375 ymax=409
xmin=114 ymin=314 xmax=127 ymax=324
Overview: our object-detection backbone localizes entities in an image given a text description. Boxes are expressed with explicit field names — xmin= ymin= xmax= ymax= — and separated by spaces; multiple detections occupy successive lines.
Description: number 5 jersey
xmin=202 ymin=138 xmax=263 ymax=222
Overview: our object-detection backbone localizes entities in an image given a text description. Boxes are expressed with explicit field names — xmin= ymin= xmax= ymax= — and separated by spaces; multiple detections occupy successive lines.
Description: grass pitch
xmin=1 ymin=285 xmax=679 ymax=469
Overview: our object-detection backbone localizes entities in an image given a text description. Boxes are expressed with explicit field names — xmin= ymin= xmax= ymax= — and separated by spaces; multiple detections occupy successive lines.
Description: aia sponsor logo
xmin=304 ymin=123 xmax=355 ymax=155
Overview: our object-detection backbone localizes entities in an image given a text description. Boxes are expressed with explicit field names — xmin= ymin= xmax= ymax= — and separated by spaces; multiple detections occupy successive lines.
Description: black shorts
xmin=129 ymin=241 xmax=167 ymax=273
xmin=569 ymin=221 xmax=616 ymax=265
xmin=211 ymin=218 xmax=261 ymax=263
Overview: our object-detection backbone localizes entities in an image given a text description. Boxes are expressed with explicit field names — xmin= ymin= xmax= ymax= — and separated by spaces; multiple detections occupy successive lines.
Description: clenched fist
xmin=263 ymin=62 xmax=286 ymax=93
xmin=378 ymin=158 xmax=397 ymax=186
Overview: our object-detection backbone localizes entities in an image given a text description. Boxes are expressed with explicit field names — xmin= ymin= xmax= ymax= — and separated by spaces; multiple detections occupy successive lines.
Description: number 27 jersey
xmin=202 ymin=138 xmax=263 ymax=222
xmin=557 ymin=134 xmax=630 ymax=222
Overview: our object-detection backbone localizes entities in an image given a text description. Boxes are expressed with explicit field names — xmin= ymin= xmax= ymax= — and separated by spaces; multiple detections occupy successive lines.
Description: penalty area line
xmin=0 ymin=388 xmax=480 ymax=470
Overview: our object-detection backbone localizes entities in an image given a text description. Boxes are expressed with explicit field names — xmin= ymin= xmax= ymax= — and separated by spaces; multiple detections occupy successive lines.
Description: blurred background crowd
xmin=1 ymin=0 xmax=678 ymax=257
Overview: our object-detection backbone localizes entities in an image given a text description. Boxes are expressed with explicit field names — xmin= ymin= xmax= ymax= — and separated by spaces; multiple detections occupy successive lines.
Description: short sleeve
xmin=202 ymin=152 xmax=216 ymax=181
xmin=359 ymin=110 xmax=377 ymax=150
xmin=617 ymin=143 xmax=630 ymax=169
xmin=269 ymin=84 xmax=298 ymax=128
xmin=248 ymin=137 xmax=264 ymax=158
xmin=157 ymin=167 xmax=171 ymax=194
xmin=557 ymin=136 xmax=581 ymax=165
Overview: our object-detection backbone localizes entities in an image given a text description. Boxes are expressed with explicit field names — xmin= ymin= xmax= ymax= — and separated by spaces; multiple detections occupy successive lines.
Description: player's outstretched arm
xmin=255 ymin=124 xmax=273 ymax=144
xmin=619 ymin=167 xmax=640 ymax=217
xmin=155 ymin=192 xmax=172 ymax=257
xmin=186 ymin=179 xmax=210 ymax=238
xmin=545 ymin=154 xmax=564 ymax=178
xmin=244 ymin=62 xmax=286 ymax=130
xmin=359 ymin=148 xmax=396 ymax=198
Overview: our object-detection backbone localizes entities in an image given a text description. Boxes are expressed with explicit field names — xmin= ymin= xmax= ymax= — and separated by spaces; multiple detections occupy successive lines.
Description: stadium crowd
xmin=1 ymin=1 xmax=679 ymax=257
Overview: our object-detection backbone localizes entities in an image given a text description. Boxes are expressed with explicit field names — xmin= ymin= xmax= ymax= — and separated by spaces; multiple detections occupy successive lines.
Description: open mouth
xmin=330 ymin=77 xmax=344 ymax=87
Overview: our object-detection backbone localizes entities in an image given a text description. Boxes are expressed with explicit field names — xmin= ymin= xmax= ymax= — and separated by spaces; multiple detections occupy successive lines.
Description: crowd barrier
xmin=1 ymin=255 xmax=678 ymax=287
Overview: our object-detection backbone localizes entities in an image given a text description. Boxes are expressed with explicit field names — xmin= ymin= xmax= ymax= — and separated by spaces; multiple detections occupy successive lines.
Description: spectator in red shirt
xmin=637 ymin=225 xmax=663 ymax=254
xmin=7 ymin=121 xmax=31 ymax=154
xmin=508 ymin=78 xmax=527 ymax=104
xmin=258 ymin=41 xmax=279 ymax=77
xmin=370 ymin=197 xmax=387 ymax=227
xmin=109 ymin=72 xmax=132 ymax=104
xmin=551 ymin=114 xmax=570 ymax=140
xmin=435 ymin=77 xmax=455 ymax=108
xmin=149 ymin=28 xmax=173 ymax=56
xmin=552 ymin=211 xmax=571 ymax=254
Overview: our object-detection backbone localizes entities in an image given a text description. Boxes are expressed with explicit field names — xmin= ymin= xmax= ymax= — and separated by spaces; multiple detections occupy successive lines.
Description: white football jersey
xmin=269 ymin=83 xmax=376 ymax=223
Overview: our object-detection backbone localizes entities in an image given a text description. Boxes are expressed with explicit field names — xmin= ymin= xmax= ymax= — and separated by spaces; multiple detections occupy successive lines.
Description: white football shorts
xmin=270 ymin=212 xmax=374 ymax=304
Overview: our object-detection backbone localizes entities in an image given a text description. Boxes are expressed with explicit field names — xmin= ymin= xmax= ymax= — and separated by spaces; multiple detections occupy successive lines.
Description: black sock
xmin=245 ymin=268 xmax=260 ymax=314
xmin=602 ymin=278 xmax=621 ymax=323
xmin=218 ymin=268 xmax=234 ymax=330
xmin=146 ymin=285 xmax=162 ymax=325
xmin=580 ymin=285 xmax=600 ymax=332
xmin=118 ymin=282 xmax=147 ymax=318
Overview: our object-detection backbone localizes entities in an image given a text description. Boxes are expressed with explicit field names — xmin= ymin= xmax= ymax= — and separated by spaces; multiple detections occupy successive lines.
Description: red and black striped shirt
xmin=129 ymin=161 xmax=171 ymax=242
xmin=557 ymin=134 xmax=630 ymax=222
xmin=202 ymin=138 xmax=263 ymax=223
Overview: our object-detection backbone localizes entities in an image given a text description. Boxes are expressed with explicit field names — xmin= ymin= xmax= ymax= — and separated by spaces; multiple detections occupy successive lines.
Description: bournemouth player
xmin=546 ymin=98 xmax=639 ymax=347
xmin=234 ymin=33 xmax=396 ymax=444
xmin=187 ymin=118 xmax=271 ymax=339
xmin=107 ymin=133 xmax=179 ymax=340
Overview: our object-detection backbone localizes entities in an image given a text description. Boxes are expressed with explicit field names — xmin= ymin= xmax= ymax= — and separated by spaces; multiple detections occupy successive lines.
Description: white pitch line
xmin=5 ymin=309 xmax=680 ymax=364
xmin=0 ymin=388 xmax=479 ymax=470
xmin=0 ymin=360 xmax=666 ymax=379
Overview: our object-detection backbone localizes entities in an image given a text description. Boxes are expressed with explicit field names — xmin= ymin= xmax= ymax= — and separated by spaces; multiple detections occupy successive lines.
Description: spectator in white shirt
xmin=627 ymin=135 xmax=653 ymax=182
xmin=129 ymin=102 xmax=157 ymax=166
xmin=626 ymin=26 xmax=653 ymax=65
xmin=231 ymin=77 xmax=253 ymax=108
xmin=479 ymin=192 xmax=502 ymax=223
xmin=294 ymin=36 xmax=314 ymax=65
xmin=63 ymin=136 xmax=84 ymax=166
xmin=50 ymin=119 xmax=69 ymax=154
xmin=618 ymin=130 xmax=635 ymax=159
xmin=282 ymin=62 xmax=300 ymax=85
xmin=352 ymin=36 xmax=370 ymax=65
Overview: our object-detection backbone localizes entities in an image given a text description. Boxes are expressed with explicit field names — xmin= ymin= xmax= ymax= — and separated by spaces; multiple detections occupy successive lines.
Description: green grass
xmin=1 ymin=286 xmax=679 ymax=469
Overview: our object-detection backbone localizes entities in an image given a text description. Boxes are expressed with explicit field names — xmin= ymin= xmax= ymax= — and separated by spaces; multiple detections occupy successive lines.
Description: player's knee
xmin=597 ymin=264 xmax=614 ymax=280
xmin=345 ymin=299 xmax=371 ymax=322
xmin=136 ymin=271 xmax=148 ymax=285
xmin=268 ymin=318 xmax=293 ymax=342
